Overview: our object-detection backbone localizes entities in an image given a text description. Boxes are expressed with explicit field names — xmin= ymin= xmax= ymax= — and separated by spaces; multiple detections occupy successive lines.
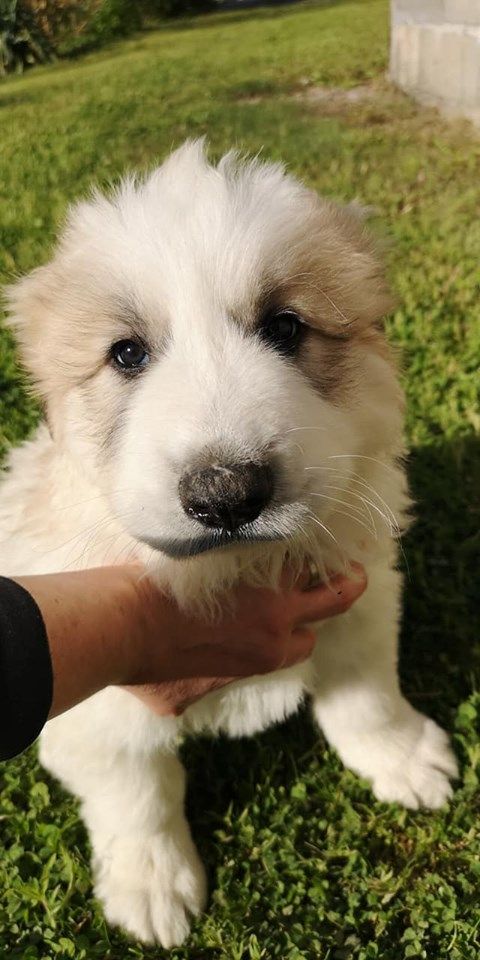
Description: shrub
xmin=60 ymin=0 xmax=142 ymax=54
xmin=0 ymin=0 xmax=55 ymax=74
xmin=0 ymin=0 xmax=216 ymax=72
xmin=27 ymin=0 xmax=80 ymax=44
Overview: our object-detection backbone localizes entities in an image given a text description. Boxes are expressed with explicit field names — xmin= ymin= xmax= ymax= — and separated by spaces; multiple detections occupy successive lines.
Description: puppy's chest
xmin=177 ymin=652 xmax=320 ymax=740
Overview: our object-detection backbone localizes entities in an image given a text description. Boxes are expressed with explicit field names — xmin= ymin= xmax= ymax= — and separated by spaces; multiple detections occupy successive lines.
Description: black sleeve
xmin=0 ymin=577 xmax=53 ymax=761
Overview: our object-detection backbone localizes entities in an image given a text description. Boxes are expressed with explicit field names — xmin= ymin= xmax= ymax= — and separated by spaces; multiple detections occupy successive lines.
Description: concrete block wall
xmin=390 ymin=1 xmax=480 ymax=125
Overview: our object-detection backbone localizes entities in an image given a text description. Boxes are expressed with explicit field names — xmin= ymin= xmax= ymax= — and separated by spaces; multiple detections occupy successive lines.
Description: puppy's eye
xmin=110 ymin=339 xmax=149 ymax=373
xmin=259 ymin=310 xmax=305 ymax=357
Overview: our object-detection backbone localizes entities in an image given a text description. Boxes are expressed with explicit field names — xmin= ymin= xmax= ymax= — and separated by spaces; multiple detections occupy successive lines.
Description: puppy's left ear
xmin=345 ymin=200 xmax=379 ymax=222
xmin=293 ymin=194 xmax=395 ymax=336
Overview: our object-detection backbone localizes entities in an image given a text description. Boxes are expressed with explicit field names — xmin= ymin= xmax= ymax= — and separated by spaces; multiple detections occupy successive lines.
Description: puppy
xmin=0 ymin=142 xmax=457 ymax=947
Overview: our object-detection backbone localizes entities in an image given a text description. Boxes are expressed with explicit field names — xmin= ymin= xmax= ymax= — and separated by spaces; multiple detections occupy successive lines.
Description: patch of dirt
xmin=233 ymin=76 xmax=478 ymax=140
xmin=291 ymin=78 xmax=396 ymax=124
xmin=235 ymin=92 xmax=272 ymax=104
xmin=294 ymin=82 xmax=376 ymax=105
xmin=234 ymin=81 xmax=377 ymax=107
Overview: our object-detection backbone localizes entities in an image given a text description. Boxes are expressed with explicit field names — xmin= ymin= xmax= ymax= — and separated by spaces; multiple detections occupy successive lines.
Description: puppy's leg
xmin=311 ymin=563 xmax=458 ymax=809
xmin=40 ymin=714 xmax=206 ymax=947
xmin=88 ymin=752 xmax=206 ymax=947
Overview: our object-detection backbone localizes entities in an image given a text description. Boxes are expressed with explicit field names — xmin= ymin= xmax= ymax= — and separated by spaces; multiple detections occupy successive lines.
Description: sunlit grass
xmin=1 ymin=2 xmax=479 ymax=958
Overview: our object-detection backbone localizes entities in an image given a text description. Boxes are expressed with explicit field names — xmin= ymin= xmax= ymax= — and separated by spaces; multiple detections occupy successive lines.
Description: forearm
xmin=13 ymin=566 xmax=148 ymax=718
xmin=2 ymin=562 xmax=366 ymax=748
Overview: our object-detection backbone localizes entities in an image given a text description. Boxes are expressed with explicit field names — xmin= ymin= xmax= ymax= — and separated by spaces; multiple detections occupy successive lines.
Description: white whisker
xmin=58 ymin=510 xmax=138 ymax=567
xmin=309 ymin=491 xmax=375 ymax=528
xmin=327 ymin=454 xmax=398 ymax=476
xmin=309 ymin=494 xmax=377 ymax=539
xmin=322 ymin=483 xmax=395 ymax=535
xmin=305 ymin=512 xmax=341 ymax=549
xmin=305 ymin=464 xmax=401 ymax=532
xmin=285 ymin=426 xmax=327 ymax=435
xmin=38 ymin=488 xmax=137 ymax=514
xmin=323 ymin=484 xmax=377 ymax=530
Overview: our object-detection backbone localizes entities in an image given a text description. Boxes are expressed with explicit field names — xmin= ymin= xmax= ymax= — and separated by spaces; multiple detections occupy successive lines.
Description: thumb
xmin=291 ymin=567 xmax=367 ymax=626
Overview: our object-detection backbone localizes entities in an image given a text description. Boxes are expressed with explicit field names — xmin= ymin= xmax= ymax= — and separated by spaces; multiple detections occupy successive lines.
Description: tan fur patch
xmin=297 ymin=330 xmax=357 ymax=401
xmin=6 ymin=157 xmax=395 ymax=420
xmin=266 ymin=197 xmax=394 ymax=338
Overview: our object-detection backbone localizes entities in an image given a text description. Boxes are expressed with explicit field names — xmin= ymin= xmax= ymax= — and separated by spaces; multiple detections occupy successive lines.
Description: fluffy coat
xmin=0 ymin=142 xmax=457 ymax=947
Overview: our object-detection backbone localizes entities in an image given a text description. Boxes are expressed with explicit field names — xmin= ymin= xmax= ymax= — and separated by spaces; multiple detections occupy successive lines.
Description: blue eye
xmin=110 ymin=339 xmax=149 ymax=373
xmin=259 ymin=310 xmax=305 ymax=356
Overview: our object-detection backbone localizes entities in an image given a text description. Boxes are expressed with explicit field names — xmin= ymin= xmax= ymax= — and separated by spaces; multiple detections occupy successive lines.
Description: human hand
xmin=123 ymin=563 xmax=367 ymax=716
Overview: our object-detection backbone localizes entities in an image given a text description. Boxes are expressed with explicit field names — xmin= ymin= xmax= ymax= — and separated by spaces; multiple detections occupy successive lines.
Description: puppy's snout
xmin=178 ymin=461 xmax=274 ymax=532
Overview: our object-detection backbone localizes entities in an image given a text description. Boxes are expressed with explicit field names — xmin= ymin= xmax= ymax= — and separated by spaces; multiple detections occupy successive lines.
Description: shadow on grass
xmin=401 ymin=435 xmax=480 ymax=710
xmin=220 ymin=0 xmax=303 ymax=8
xmin=182 ymin=433 xmax=480 ymax=854
xmin=168 ymin=0 xmax=356 ymax=32
xmin=0 ymin=435 xmax=478 ymax=957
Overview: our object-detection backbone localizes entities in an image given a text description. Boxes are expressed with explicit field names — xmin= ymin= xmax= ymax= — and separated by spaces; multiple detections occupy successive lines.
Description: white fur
xmin=0 ymin=142 xmax=457 ymax=947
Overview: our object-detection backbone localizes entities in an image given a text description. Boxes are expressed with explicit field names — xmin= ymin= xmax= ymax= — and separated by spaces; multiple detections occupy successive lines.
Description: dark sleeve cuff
xmin=0 ymin=576 xmax=53 ymax=761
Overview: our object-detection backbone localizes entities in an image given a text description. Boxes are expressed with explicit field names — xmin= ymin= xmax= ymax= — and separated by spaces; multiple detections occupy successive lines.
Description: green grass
xmin=1 ymin=1 xmax=479 ymax=957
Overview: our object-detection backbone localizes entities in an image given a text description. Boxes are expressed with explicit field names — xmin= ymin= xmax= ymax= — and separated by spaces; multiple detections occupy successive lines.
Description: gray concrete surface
xmin=390 ymin=0 xmax=480 ymax=125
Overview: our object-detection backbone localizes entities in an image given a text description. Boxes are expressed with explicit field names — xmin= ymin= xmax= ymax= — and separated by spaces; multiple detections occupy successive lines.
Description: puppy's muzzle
xmin=179 ymin=460 xmax=274 ymax=533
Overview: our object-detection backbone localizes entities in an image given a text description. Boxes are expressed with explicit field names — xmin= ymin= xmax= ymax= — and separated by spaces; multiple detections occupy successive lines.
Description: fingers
xmin=124 ymin=558 xmax=368 ymax=722
xmin=290 ymin=565 xmax=367 ymax=626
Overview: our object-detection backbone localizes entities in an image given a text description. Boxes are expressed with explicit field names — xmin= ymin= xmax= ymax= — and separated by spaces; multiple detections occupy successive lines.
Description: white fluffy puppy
xmin=0 ymin=142 xmax=457 ymax=947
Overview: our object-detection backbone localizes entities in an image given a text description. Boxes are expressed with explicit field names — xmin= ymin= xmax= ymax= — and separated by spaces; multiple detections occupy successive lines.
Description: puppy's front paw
xmin=371 ymin=716 xmax=458 ymax=810
xmin=94 ymin=824 xmax=207 ymax=947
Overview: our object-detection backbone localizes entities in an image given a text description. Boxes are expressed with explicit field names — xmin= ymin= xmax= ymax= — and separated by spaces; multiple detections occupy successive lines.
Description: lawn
xmin=0 ymin=1 xmax=479 ymax=958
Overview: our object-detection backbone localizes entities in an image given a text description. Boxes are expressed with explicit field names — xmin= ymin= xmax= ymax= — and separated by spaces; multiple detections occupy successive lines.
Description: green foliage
xmin=0 ymin=0 xmax=55 ymax=74
xmin=62 ymin=0 xmax=142 ymax=54
xmin=60 ymin=1 xmax=216 ymax=57
xmin=0 ymin=1 xmax=479 ymax=957
xmin=0 ymin=0 xmax=214 ymax=69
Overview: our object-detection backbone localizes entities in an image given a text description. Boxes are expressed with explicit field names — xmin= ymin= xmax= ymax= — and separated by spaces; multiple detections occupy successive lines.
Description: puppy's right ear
xmin=5 ymin=261 xmax=61 ymax=403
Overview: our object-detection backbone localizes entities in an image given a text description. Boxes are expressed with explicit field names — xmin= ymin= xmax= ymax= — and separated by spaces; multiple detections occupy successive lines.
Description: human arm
xmin=0 ymin=563 xmax=367 ymax=758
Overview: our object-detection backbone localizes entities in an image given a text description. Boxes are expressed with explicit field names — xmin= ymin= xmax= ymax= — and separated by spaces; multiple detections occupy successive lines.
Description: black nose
xmin=178 ymin=461 xmax=274 ymax=532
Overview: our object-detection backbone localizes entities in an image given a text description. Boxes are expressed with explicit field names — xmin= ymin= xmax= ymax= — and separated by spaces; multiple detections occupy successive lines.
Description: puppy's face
xmin=8 ymin=142 xmax=401 ymax=562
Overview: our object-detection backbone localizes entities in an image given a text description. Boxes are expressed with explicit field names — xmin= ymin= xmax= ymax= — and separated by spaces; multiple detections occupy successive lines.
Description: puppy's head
xmin=7 ymin=141 xmax=402 ymax=570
